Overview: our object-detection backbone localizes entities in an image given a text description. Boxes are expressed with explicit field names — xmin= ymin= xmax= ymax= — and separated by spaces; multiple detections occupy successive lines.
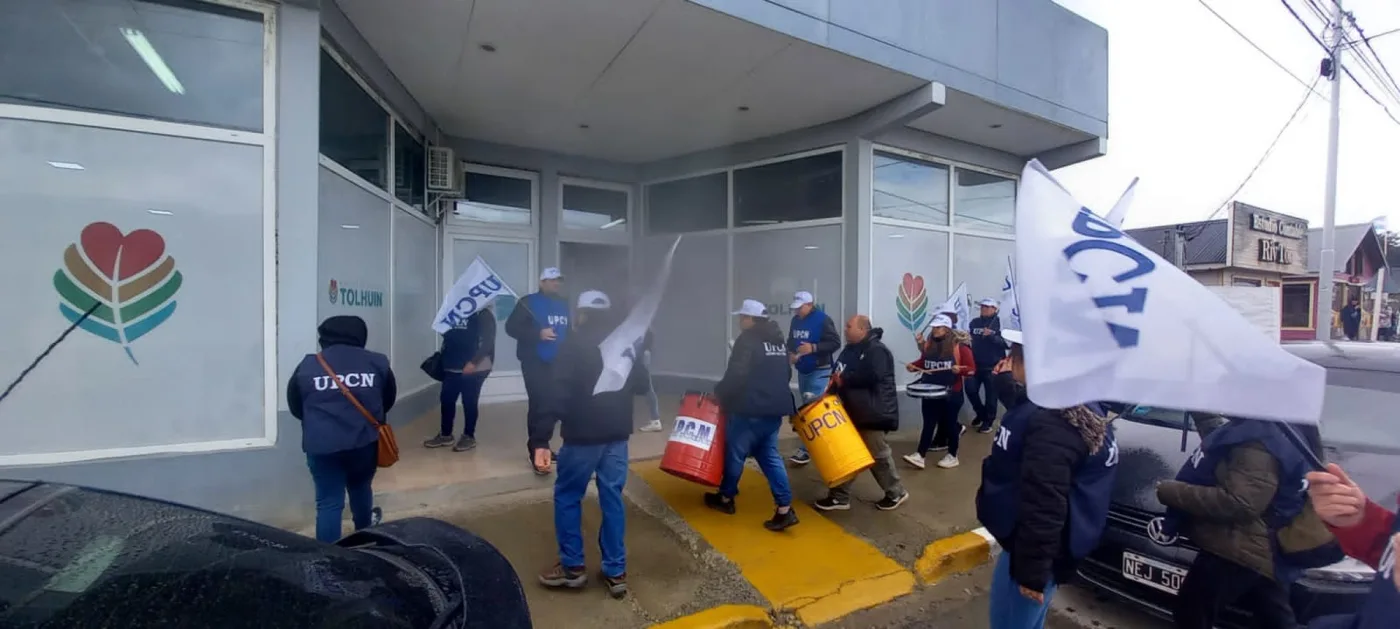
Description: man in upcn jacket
xmin=813 ymin=315 xmax=910 ymax=512
xmin=506 ymin=267 xmax=570 ymax=475
xmin=1156 ymin=415 xmax=1338 ymax=629
xmin=537 ymin=290 xmax=642 ymax=600
xmin=707 ymin=299 xmax=799 ymax=531
xmin=1305 ymin=462 xmax=1400 ymax=629
xmin=966 ymin=298 xmax=1006 ymax=433
xmin=977 ymin=329 xmax=1118 ymax=629
xmin=785 ymin=290 xmax=841 ymax=466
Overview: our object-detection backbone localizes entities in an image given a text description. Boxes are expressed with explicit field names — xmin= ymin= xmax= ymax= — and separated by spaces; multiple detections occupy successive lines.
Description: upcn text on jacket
xmin=287 ymin=316 xmax=398 ymax=455
xmin=716 ymin=318 xmax=796 ymax=418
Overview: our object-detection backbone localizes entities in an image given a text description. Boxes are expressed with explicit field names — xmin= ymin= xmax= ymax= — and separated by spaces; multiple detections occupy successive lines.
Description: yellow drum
xmin=792 ymin=394 xmax=874 ymax=487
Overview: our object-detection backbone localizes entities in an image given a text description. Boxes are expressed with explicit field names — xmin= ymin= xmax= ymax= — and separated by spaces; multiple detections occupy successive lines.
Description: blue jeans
xmin=989 ymin=552 xmax=1057 ymax=629
xmin=306 ymin=441 xmax=378 ymax=543
xmin=793 ymin=367 xmax=832 ymax=456
xmin=440 ymin=371 xmax=489 ymax=437
xmin=719 ymin=415 xmax=792 ymax=507
xmin=554 ymin=440 xmax=629 ymax=577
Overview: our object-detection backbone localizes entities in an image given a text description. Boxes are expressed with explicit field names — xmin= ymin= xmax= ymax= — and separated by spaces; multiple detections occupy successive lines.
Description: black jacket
xmin=538 ymin=310 xmax=641 ymax=446
xmin=715 ymin=319 xmax=796 ymax=418
xmin=967 ymin=315 xmax=1005 ymax=369
xmin=441 ymin=309 xmax=496 ymax=371
xmin=832 ymin=328 xmax=899 ymax=432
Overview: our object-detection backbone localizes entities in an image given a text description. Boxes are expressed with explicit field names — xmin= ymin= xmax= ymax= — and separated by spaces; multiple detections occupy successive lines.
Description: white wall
xmin=392 ymin=208 xmax=439 ymax=395
xmin=317 ymin=166 xmax=392 ymax=355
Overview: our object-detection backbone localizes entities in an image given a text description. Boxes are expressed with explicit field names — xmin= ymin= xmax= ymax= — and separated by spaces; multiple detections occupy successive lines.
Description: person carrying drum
xmin=814 ymin=315 xmax=910 ymax=512
xmin=967 ymin=298 xmax=1006 ymax=433
xmin=786 ymin=290 xmax=841 ymax=466
xmin=904 ymin=315 xmax=974 ymax=470
xmin=706 ymin=299 xmax=800 ymax=531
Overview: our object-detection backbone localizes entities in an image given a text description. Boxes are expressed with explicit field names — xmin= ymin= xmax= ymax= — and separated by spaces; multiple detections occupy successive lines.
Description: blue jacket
xmin=441 ymin=309 xmax=496 ymax=372
xmin=787 ymin=309 xmax=840 ymax=374
xmin=504 ymin=292 xmax=569 ymax=363
xmin=967 ymin=315 xmax=1006 ymax=369
xmin=287 ymin=316 xmax=398 ymax=455
xmin=977 ymin=398 xmax=1118 ymax=592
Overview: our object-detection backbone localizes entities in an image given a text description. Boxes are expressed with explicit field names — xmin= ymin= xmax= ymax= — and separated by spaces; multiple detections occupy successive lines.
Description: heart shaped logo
xmin=901 ymin=273 xmax=924 ymax=300
xmin=80 ymin=222 xmax=166 ymax=281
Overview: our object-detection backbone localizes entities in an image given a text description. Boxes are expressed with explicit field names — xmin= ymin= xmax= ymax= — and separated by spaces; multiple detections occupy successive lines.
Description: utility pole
xmin=1164 ymin=226 xmax=1187 ymax=269
xmin=1317 ymin=0 xmax=1345 ymax=340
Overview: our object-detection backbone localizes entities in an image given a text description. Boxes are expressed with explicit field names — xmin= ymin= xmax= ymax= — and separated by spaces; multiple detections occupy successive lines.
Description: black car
xmin=0 ymin=480 xmax=532 ymax=628
xmin=1078 ymin=341 xmax=1400 ymax=627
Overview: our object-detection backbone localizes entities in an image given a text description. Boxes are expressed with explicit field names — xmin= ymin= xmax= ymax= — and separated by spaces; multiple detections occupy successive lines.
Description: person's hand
xmin=992 ymin=357 xmax=1012 ymax=375
xmin=1307 ymin=463 xmax=1369 ymax=528
xmin=797 ymin=342 xmax=816 ymax=356
xmin=789 ymin=353 xmax=799 ymax=365
xmin=831 ymin=372 xmax=843 ymax=388
xmin=1392 ymin=534 xmax=1400 ymax=593
xmin=1018 ymin=585 xmax=1044 ymax=604
xmin=915 ymin=332 xmax=926 ymax=346
xmin=540 ymin=328 xmax=557 ymax=341
xmin=533 ymin=448 xmax=552 ymax=471
xmin=905 ymin=363 xmax=920 ymax=373
xmin=981 ymin=328 xmax=993 ymax=336
xmin=462 ymin=362 xmax=477 ymax=374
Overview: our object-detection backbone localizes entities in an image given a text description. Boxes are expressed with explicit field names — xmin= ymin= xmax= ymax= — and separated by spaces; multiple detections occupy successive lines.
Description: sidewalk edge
xmin=650 ymin=604 xmax=775 ymax=629
xmin=913 ymin=526 xmax=1002 ymax=585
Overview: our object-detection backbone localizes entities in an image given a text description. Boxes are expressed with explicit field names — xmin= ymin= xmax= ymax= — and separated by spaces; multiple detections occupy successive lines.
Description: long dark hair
xmin=924 ymin=330 xmax=956 ymax=361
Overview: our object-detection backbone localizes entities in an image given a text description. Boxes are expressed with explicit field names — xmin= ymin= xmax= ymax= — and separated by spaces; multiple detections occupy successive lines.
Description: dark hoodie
xmin=287 ymin=316 xmax=398 ymax=455
xmin=539 ymin=308 xmax=643 ymax=446
xmin=832 ymin=327 xmax=899 ymax=432
xmin=716 ymin=318 xmax=795 ymax=418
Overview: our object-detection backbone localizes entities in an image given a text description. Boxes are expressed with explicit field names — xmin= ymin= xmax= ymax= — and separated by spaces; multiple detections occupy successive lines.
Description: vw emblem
xmin=1146 ymin=516 xmax=1179 ymax=546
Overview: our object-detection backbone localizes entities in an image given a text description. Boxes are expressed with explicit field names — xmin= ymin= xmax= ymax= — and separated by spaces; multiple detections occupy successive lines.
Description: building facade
xmin=0 ymin=0 xmax=1108 ymax=524
xmin=1280 ymin=222 xmax=1387 ymax=341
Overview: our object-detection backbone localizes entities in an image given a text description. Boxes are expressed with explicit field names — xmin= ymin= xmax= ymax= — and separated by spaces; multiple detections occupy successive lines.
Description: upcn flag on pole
xmin=930 ymin=282 xmax=970 ymax=332
xmin=432 ymin=256 xmax=516 ymax=334
xmin=1014 ymin=160 xmax=1325 ymax=424
xmin=1104 ymin=176 xmax=1139 ymax=228
xmin=594 ymin=236 xmax=683 ymax=395
xmin=999 ymin=257 xmax=1021 ymax=331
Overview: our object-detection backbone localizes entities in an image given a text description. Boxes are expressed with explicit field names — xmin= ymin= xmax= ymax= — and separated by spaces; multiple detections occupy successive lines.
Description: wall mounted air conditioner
xmin=426 ymin=145 xmax=460 ymax=195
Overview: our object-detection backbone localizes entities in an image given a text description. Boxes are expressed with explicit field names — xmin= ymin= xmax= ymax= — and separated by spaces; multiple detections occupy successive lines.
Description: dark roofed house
xmin=1282 ymin=222 xmax=1387 ymax=341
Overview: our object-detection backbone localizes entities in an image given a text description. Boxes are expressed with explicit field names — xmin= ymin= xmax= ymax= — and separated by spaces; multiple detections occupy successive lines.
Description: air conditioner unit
xmin=426 ymin=145 xmax=460 ymax=194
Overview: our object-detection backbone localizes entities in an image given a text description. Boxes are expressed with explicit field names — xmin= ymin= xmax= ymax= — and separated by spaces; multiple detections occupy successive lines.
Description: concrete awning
xmin=334 ymin=0 xmax=1096 ymax=164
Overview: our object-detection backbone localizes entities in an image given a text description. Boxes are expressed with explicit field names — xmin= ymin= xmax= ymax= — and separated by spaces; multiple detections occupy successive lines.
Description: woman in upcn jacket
xmin=904 ymin=315 xmax=973 ymax=470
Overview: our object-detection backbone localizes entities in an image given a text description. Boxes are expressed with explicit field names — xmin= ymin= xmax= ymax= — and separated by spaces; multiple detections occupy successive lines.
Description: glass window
xmin=732 ymin=225 xmax=843 ymax=339
xmin=393 ymin=124 xmax=426 ymax=212
xmin=319 ymin=167 xmax=392 ymax=356
xmin=454 ymin=171 xmax=533 ymax=225
xmin=1 ymin=0 xmax=265 ymax=131
xmin=0 ymin=118 xmax=266 ymax=458
xmin=873 ymin=152 xmax=948 ymax=225
xmin=953 ymin=169 xmax=1015 ymax=234
xmin=645 ymin=173 xmax=727 ymax=234
xmin=392 ymin=211 xmax=438 ymax=393
xmin=320 ymin=49 xmax=388 ymax=189
xmin=871 ymin=223 xmax=949 ymax=370
xmin=953 ymin=234 xmax=1015 ymax=305
xmin=1282 ymin=283 xmax=1313 ymax=328
xmin=450 ymin=239 xmax=530 ymax=373
xmin=563 ymin=185 xmax=628 ymax=231
xmin=733 ymin=152 xmax=842 ymax=225
xmin=645 ymin=234 xmax=727 ymax=378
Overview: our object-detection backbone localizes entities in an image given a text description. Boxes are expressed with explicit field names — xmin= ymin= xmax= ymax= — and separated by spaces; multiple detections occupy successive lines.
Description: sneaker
xmin=936 ymin=454 xmax=960 ymax=469
xmin=976 ymin=422 xmax=995 ymax=434
xmin=903 ymin=452 xmax=927 ymax=469
xmin=703 ymin=492 xmax=736 ymax=515
xmin=601 ymin=572 xmax=628 ymax=599
xmin=764 ymin=508 xmax=800 ymax=531
xmin=789 ymin=451 xmax=812 ymax=465
xmin=960 ymin=424 xmax=968 ymax=437
xmin=639 ymin=419 xmax=664 ymax=432
xmin=423 ymin=434 xmax=454 ymax=448
xmin=370 ymin=506 xmax=383 ymax=526
xmin=813 ymin=497 xmax=851 ymax=511
xmin=876 ymin=492 xmax=910 ymax=511
xmin=453 ymin=436 xmax=477 ymax=452
xmin=539 ymin=563 xmax=587 ymax=589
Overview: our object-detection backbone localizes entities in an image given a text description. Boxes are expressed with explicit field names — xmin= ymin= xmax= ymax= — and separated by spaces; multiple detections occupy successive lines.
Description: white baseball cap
xmin=540 ymin=267 xmax=563 ymax=281
xmin=1003 ymin=329 xmax=1023 ymax=345
xmin=979 ymin=298 xmax=999 ymax=307
xmin=790 ymin=291 xmax=814 ymax=309
xmin=577 ymin=290 xmax=611 ymax=310
xmin=930 ymin=314 xmax=953 ymax=329
xmin=731 ymin=299 xmax=769 ymax=318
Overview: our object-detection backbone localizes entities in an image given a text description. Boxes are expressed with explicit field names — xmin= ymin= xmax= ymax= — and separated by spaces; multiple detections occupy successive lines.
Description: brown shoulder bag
xmin=315 ymin=353 xmax=399 ymax=468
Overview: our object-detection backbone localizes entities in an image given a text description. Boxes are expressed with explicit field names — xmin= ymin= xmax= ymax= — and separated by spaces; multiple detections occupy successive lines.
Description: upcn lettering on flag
xmin=432 ymin=257 xmax=516 ymax=334
xmin=1013 ymin=160 xmax=1324 ymax=424
xmin=594 ymin=236 xmax=682 ymax=395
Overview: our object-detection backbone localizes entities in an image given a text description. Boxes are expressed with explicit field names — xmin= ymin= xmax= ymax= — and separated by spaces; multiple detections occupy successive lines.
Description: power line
xmin=1196 ymin=0 xmax=1327 ymax=99
xmin=1281 ymin=0 xmax=1400 ymax=126
xmin=1349 ymin=16 xmax=1400 ymax=104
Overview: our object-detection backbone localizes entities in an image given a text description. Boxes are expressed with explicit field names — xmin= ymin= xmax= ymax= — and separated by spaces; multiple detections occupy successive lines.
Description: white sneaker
xmin=639 ymin=419 xmax=663 ymax=433
xmin=903 ymin=453 xmax=926 ymax=469
xmin=936 ymin=454 xmax=960 ymax=469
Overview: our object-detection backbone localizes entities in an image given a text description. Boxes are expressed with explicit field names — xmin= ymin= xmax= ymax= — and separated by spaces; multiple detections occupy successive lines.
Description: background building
xmin=1280 ymin=222 xmax=1387 ymax=341
xmin=1126 ymin=202 xmax=1309 ymax=287
xmin=0 ymin=0 xmax=1108 ymax=524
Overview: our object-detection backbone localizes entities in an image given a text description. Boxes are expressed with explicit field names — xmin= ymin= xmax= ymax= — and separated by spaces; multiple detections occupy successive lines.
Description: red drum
xmin=659 ymin=391 xmax=727 ymax=487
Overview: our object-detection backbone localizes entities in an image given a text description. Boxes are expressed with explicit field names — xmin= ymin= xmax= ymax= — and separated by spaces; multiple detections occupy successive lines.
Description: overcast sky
xmin=1050 ymin=0 xmax=1400 ymax=231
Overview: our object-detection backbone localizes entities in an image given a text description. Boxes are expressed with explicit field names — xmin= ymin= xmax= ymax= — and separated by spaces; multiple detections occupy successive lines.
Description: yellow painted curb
xmin=914 ymin=529 xmax=996 ymax=585
xmin=651 ymin=604 xmax=774 ymax=629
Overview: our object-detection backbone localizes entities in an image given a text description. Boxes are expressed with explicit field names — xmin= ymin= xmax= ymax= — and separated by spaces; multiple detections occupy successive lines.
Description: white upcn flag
xmin=1103 ymin=176 xmax=1139 ymax=228
xmin=594 ymin=236 xmax=683 ymax=395
xmin=999 ymin=257 xmax=1021 ymax=331
xmin=432 ymin=256 xmax=516 ymax=334
xmin=1014 ymin=160 xmax=1325 ymax=424
xmin=930 ymin=282 xmax=970 ymax=332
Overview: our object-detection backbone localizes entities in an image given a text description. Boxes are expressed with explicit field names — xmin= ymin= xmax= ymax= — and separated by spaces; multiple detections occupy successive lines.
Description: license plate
xmin=1121 ymin=551 xmax=1187 ymax=594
